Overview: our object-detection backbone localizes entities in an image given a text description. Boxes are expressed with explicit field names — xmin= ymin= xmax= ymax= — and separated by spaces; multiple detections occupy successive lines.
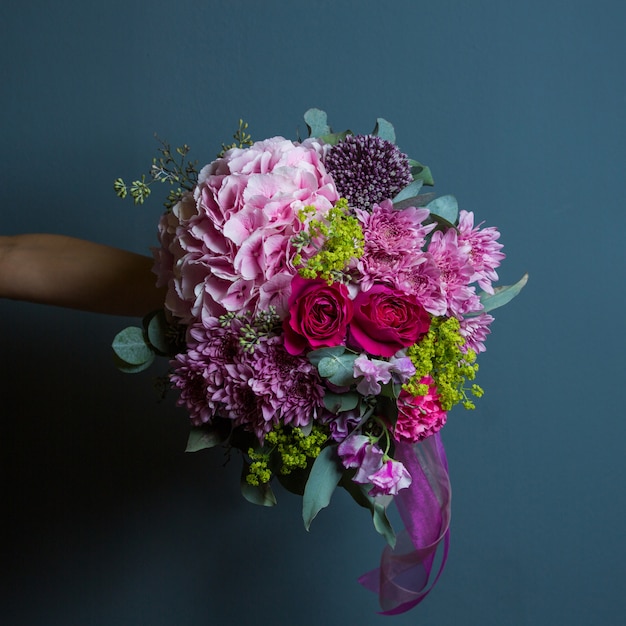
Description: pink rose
xmin=283 ymin=275 xmax=353 ymax=355
xmin=394 ymin=379 xmax=447 ymax=443
xmin=349 ymin=285 xmax=430 ymax=357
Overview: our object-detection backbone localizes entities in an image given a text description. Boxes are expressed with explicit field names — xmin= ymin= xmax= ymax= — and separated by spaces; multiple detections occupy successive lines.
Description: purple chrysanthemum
xmin=324 ymin=135 xmax=412 ymax=210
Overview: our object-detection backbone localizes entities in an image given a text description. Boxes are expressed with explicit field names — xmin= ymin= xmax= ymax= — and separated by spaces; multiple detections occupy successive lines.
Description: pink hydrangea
xmin=153 ymin=137 xmax=340 ymax=325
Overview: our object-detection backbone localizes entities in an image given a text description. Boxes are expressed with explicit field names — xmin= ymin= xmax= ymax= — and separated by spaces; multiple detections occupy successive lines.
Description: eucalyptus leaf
xmin=146 ymin=309 xmax=175 ymax=356
xmin=427 ymin=195 xmax=459 ymax=224
xmin=303 ymin=445 xmax=343 ymax=530
xmin=112 ymin=352 xmax=154 ymax=374
xmin=318 ymin=130 xmax=351 ymax=146
xmin=372 ymin=501 xmax=397 ymax=548
xmin=318 ymin=353 xmax=359 ymax=387
xmin=307 ymin=346 xmax=346 ymax=367
xmin=340 ymin=477 xmax=396 ymax=548
xmin=304 ymin=108 xmax=331 ymax=138
xmin=393 ymin=192 xmax=437 ymax=211
xmin=479 ymin=273 xmax=528 ymax=313
xmin=323 ymin=391 xmax=360 ymax=414
xmin=409 ymin=159 xmax=434 ymax=186
xmin=392 ymin=179 xmax=424 ymax=204
xmin=185 ymin=426 xmax=228 ymax=452
xmin=372 ymin=117 xmax=396 ymax=143
xmin=112 ymin=326 xmax=154 ymax=366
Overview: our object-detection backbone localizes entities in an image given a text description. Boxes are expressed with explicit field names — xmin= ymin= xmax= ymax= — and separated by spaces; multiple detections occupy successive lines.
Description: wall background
xmin=1 ymin=1 xmax=624 ymax=625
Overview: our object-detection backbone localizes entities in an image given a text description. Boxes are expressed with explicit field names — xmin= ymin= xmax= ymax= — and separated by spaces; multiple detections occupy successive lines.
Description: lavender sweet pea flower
xmin=368 ymin=458 xmax=412 ymax=497
xmin=353 ymin=354 xmax=393 ymax=395
xmin=337 ymin=435 xmax=384 ymax=483
xmin=388 ymin=355 xmax=416 ymax=384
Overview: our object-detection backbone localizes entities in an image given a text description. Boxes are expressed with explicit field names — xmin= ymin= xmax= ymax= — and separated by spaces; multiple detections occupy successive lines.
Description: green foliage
xmin=114 ymin=137 xmax=199 ymax=211
xmin=302 ymin=444 xmax=343 ymax=530
xmin=185 ymin=424 xmax=230 ymax=452
xmin=372 ymin=117 xmax=396 ymax=143
xmin=427 ymin=195 xmax=459 ymax=225
xmin=308 ymin=346 xmax=359 ymax=387
xmin=479 ymin=273 xmax=528 ymax=313
xmin=294 ymin=199 xmax=364 ymax=283
xmin=112 ymin=326 xmax=154 ymax=370
xmin=304 ymin=108 xmax=331 ymax=138
xmin=241 ymin=459 xmax=277 ymax=506
xmin=218 ymin=118 xmax=253 ymax=157
xmin=409 ymin=159 xmax=434 ymax=186
xmin=405 ymin=317 xmax=482 ymax=411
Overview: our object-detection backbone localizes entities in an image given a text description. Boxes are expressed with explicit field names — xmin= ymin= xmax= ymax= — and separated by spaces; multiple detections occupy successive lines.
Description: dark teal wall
xmin=2 ymin=1 xmax=625 ymax=624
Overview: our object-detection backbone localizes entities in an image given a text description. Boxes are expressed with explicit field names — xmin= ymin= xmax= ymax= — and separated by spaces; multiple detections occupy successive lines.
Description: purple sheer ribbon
xmin=359 ymin=432 xmax=451 ymax=615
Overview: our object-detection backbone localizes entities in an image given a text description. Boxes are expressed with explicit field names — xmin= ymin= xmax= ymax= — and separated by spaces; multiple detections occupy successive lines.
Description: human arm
xmin=0 ymin=234 xmax=165 ymax=317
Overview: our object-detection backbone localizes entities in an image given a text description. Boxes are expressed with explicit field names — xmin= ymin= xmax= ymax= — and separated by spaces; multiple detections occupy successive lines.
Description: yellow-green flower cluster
xmin=294 ymin=198 xmax=364 ymax=283
xmin=245 ymin=424 xmax=329 ymax=486
xmin=404 ymin=316 xmax=483 ymax=411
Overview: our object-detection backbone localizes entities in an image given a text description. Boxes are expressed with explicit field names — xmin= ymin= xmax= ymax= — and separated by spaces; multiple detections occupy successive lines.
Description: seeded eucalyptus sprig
xmin=114 ymin=137 xmax=199 ymax=210
xmin=218 ymin=118 xmax=253 ymax=157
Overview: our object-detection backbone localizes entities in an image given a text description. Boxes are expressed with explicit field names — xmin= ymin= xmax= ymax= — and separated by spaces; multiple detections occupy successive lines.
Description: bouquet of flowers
xmin=113 ymin=109 xmax=526 ymax=614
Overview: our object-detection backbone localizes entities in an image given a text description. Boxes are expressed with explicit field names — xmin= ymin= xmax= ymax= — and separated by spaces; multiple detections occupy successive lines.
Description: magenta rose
xmin=349 ymin=285 xmax=430 ymax=357
xmin=283 ymin=275 xmax=353 ymax=355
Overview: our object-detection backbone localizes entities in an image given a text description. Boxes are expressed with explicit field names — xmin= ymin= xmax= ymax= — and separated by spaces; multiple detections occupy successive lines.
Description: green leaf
xmin=302 ymin=445 xmax=343 ymax=530
xmin=393 ymin=179 xmax=424 ymax=204
xmin=307 ymin=346 xmax=346 ymax=367
xmin=145 ymin=309 xmax=175 ymax=355
xmin=112 ymin=326 xmax=154 ymax=365
xmin=372 ymin=117 xmax=396 ymax=143
xmin=185 ymin=425 xmax=228 ymax=452
xmin=318 ymin=353 xmax=358 ymax=387
xmin=240 ymin=462 xmax=277 ymax=507
xmin=393 ymin=192 xmax=437 ymax=211
xmin=409 ymin=159 xmax=434 ymax=186
xmin=323 ymin=391 xmax=360 ymax=414
xmin=304 ymin=108 xmax=331 ymax=138
xmin=372 ymin=500 xmax=397 ymax=548
xmin=427 ymin=195 xmax=459 ymax=224
xmin=339 ymin=477 xmax=396 ymax=548
xmin=317 ymin=130 xmax=351 ymax=146
xmin=479 ymin=273 xmax=528 ymax=313
xmin=112 ymin=352 xmax=154 ymax=374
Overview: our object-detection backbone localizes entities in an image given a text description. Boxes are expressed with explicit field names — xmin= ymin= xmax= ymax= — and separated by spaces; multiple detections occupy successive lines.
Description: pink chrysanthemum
xmin=457 ymin=210 xmax=505 ymax=294
xmin=355 ymin=200 xmax=434 ymax=290
xmin=394 ymin=378 xmax=447 ymax=443
xmin=170 ymin=317 xmax=245 ymax=426
xmin=427 ymin=228 xmax=481 ymax=317
xmin=459 ymin=312 xmax=494 ymax=354
xmin=246 ymin=335 xmax=325 ymax=438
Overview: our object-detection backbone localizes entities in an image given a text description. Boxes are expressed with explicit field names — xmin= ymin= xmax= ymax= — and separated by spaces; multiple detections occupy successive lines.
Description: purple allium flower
xmin=324 ymin=135 xmax=412 ymax=210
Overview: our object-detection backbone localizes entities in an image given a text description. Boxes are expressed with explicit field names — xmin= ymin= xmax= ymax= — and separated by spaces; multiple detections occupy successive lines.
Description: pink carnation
xmin=394 ymin=378 xmax=447 ymax=443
